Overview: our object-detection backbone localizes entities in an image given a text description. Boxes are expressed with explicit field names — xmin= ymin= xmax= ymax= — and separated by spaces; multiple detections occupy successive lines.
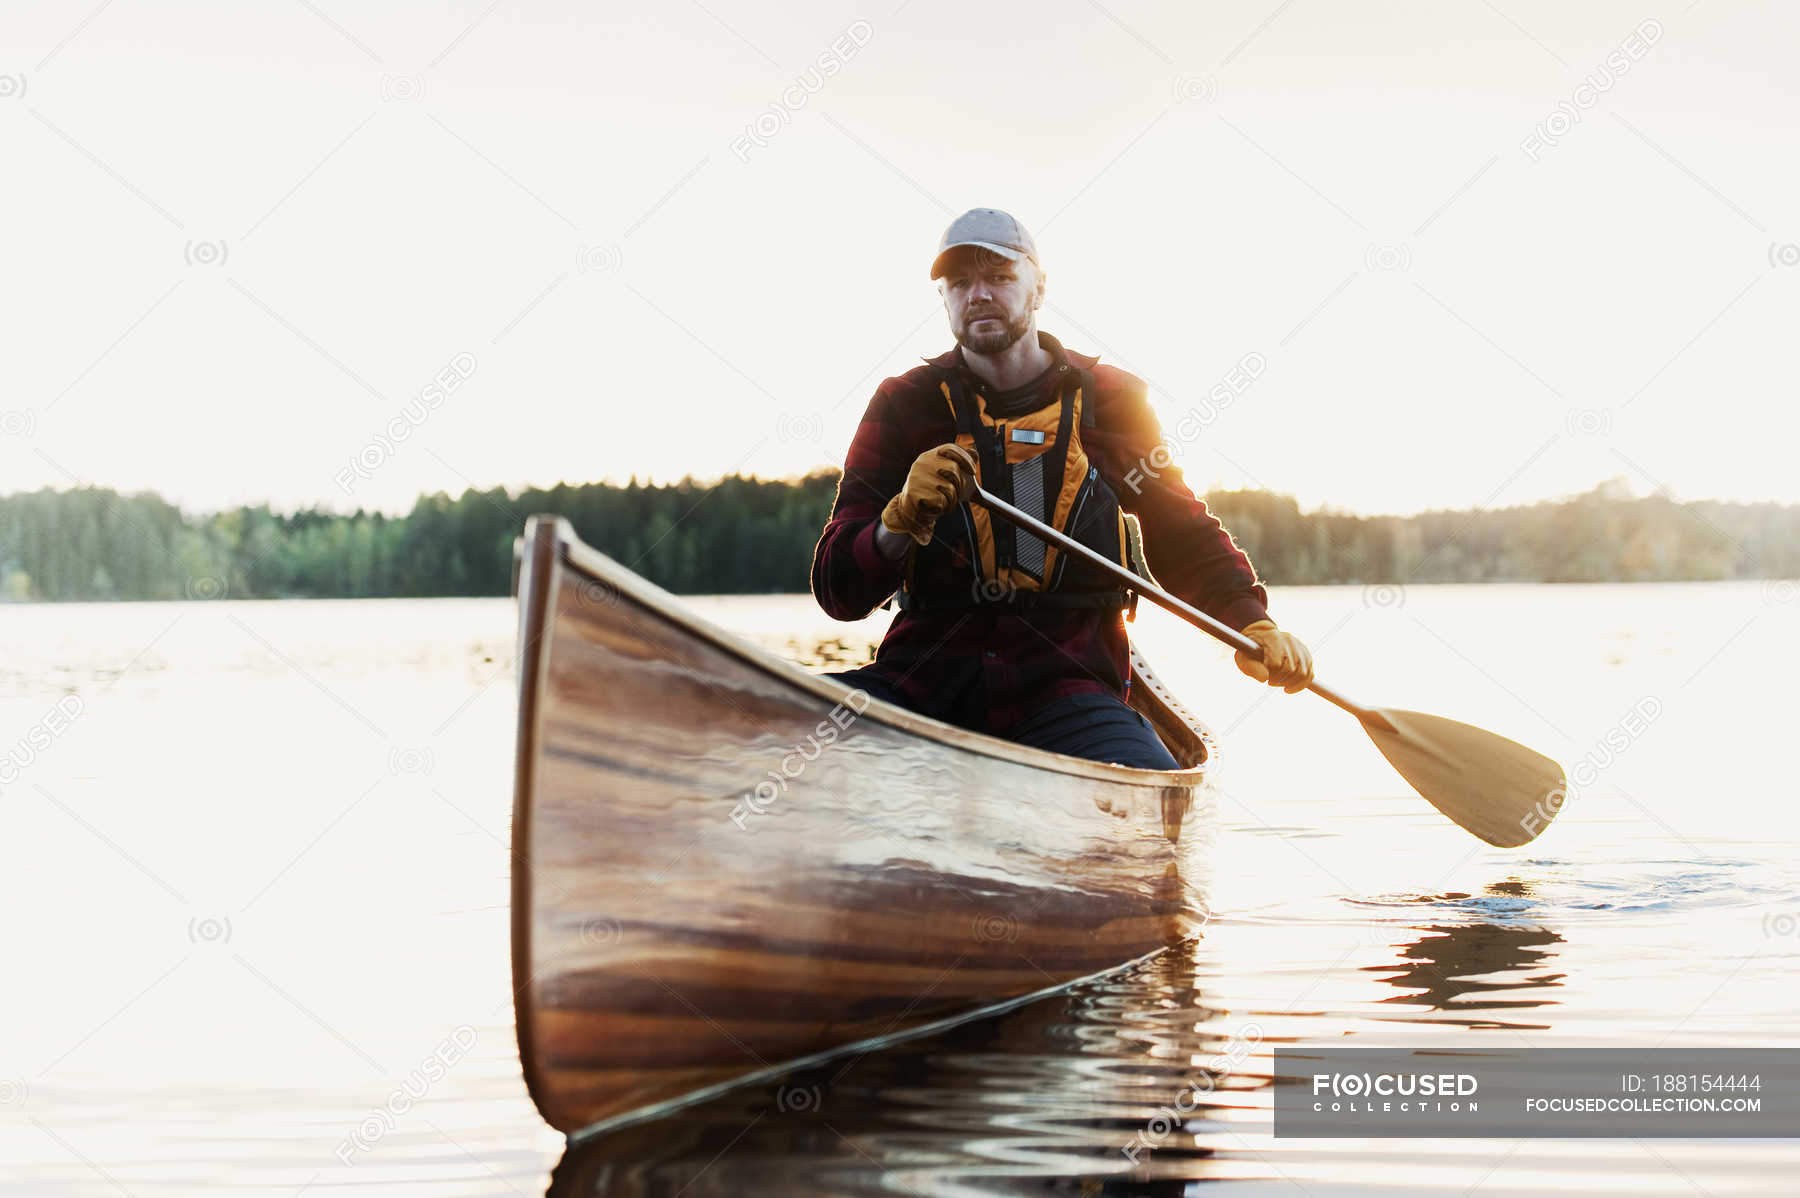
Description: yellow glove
xmin=881 ymin=444 xmax=978 ymax=546
xmin=1234 ymin=619 xmax=1314 ymax=693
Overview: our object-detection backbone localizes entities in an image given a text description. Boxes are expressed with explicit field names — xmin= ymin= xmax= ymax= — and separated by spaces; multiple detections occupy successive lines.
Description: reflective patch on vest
xmin=1012 ymin=454 xmax=1047 ymax=580
xmin=1010 ymin=428 xmax=1046 ymax=444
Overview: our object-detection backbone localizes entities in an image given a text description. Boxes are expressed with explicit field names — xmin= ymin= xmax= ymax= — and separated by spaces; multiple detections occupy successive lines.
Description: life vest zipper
xmin=1051 ymin=467 xmax=1099 ymax=588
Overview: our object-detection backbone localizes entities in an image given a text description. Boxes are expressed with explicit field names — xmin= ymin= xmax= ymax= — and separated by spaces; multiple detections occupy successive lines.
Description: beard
xmin=955 ymin=303 xmax=1031 ymax=354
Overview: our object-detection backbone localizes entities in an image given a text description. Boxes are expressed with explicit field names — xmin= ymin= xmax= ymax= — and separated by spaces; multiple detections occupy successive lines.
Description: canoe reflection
xmin=547 ymin=908 xmax=1568 ymax=1195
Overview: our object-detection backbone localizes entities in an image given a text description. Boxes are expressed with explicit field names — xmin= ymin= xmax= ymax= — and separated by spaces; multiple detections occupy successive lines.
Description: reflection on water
xmin=548 ymin=923 xmax=1569 ymax=1196
xmin=1366 ymin=919 xmax=1564 ymax=1028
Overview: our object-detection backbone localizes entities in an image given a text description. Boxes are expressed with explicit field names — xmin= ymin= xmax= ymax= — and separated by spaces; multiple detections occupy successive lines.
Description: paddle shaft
xmin=971 ymin=486 xmax=1385 ymax=726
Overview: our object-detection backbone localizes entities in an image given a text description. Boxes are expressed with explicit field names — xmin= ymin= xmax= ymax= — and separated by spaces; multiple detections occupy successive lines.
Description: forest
xmin=0 ymin=473 xmax=1793 ymax=602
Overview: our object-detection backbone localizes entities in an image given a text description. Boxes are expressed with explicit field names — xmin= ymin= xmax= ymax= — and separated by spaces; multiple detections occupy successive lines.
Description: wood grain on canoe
xmin=511 ymin=515 xmax=1218 ymax=1134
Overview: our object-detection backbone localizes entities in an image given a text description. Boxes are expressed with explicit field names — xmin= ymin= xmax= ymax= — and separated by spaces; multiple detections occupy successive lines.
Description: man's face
xmin=939 ymin=249 xmax=1042 ymax=354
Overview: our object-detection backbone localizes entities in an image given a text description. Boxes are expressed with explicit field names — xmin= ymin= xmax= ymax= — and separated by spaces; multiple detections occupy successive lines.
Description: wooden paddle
xmin=972 ymin=486 xmax=1568 ymax=847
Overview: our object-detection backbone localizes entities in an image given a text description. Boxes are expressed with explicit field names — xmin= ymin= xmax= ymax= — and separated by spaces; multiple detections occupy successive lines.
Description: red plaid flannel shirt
xmin=810 ymin=331 xmax=1271 ymax=733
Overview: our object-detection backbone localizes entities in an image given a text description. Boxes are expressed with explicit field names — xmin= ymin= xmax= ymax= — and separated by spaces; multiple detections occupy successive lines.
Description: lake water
xmin=2 ymin=582 xmax=1797 ymax=1194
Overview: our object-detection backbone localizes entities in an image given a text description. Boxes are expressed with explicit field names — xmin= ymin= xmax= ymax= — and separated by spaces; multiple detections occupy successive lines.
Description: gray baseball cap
xmin=929 ymin=208 xmax=1039 ymax=280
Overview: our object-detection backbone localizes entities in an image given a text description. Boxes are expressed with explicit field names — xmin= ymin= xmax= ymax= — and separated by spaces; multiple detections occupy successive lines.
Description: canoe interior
xmin=510 ymin=515 xmax=1218 ymax=1134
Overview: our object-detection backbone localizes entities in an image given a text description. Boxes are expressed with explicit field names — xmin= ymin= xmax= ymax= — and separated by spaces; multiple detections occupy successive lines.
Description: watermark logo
xmin=731 ymin=20 xmax=874 ymax=161
xmin=334 ymin=1026 xmax=477 ymax=1165
xmin=187 ymin=915 xmax=233 ymax=944
xmin=1762 ymin=911 xmax=1799 ymax=939
xmin=185 ymin=574 xmax=228 ymax=600
xmin=1520 ymin=695 xmax=1662 ymax=838
xmin=0 ymin=408 xmax=37 ymax=437
xmin=0 ymin=694 xmax=85 ymax=795
xmin=1170 ymin=74 xmax=1217 ymax=104
xmin=184 ymin=240 xmax=229 ymax=267
xmin=0 ymin=73 xmax=26 ymax=99
xmin=387 ymin=746 xmax=434 ymax=776
xmin=776 ymin=1083 xmax=822 ymax=1113
xmin=972 ymin=912 xmax=1019 ymax=943
xmin=580 ymin=918 xmax=623 ymax=946
xmin=334 ymin=352 xmax=478 ymax=494
xmin=1123 ymin=352 xmax=1266 ymax=494
xmin=1364 ymin=243 xmax=1412 ymax=272
xmin=1122 ymin=1022 xmax=1263 ymax=1162
xmin=577 ymin=578 xmax=620 ymax=609
xmin=728 ymin=690 xmax=870 ymax=829
xmin=380 ymin=74 xmax=424 ymax=102
xmin=1566 ymin=407 xmax=1614 ymax=435
xmin=576 ymin=244 xmax=622 ymax=273
xmin=1767 ymin=243 xmax=1799 ymax=269
xmin=1362 ymin=583 xmax=1405 ymax=609
xmin=1521 ymin=20 xmax=1663 ymax=160
xmin=776 ymin=412 xmax=824 ymax=444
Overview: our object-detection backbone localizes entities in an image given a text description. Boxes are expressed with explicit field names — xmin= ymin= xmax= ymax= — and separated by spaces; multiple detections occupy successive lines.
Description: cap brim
xmin=929 ymin=241 xmax=1025 ymax=280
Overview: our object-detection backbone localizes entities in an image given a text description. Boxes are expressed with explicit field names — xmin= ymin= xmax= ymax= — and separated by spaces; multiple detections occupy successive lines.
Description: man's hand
xmin=1234 ymin=619 xmax=1314 ymax=693
xmin=881 ymin=444 xmax=978 ymax=546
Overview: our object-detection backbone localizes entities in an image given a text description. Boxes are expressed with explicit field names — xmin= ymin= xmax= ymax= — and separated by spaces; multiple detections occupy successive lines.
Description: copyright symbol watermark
xmin=1361 ymin=583 xmax=1405 ymax=609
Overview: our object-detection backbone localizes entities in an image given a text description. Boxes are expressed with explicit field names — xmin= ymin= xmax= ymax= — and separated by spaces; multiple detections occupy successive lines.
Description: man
xmin=811 ymin=207 xmax=1313 ymax=770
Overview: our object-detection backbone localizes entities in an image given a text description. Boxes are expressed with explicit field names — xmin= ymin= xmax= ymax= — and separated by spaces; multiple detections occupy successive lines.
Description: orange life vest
xmin=899 ymin=363 xmax=1132 ymax=612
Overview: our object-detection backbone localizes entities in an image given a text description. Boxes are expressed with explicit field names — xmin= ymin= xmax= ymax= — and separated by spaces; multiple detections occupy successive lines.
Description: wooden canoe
xmin=510 ymin=514 xmax=1219 ymax=1135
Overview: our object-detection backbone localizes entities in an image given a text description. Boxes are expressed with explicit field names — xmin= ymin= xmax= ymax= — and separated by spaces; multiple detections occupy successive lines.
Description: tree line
xmin=0 ymin=474 xmax=1793 ymax=603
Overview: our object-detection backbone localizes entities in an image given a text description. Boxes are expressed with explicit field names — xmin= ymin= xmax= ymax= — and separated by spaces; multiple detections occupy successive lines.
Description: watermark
xmin=186 ymin=574 xmax=228 ymax=600
xmin=1567 ymin=407 xmax=1614 ymax=435
xmin=576 ymin=244 xmax=622 ymax=273
xmin=1122 ymin=351 xmax=1267 ymax=494
xmin=730 ymin=20 xmax=874 ymax=162
xmin=576 ymin=578 xmax=619 ymax=609
xmin=1362 ymin=583 xmax=1405 ymax=610
xmin=1277 ymin=1047 xmax=1786 ymax=1136
xmin=1520 ymin=695 xmax=1662 ymax=838
xmin=1122 ymin=1021 xmax=1263 ymax=1162
xmin=1170 ymin=73 xmax=1217 ymax=104
xmin=184 ymin=240 xmax=228 ymax=267
xmin=971 ymin=575 xmax=1017 ymax=603
xmin=972 ymin=912 xmax=1018 ymax=943
xmin=776 ymin=1083 xmax=821 ymax=1113
xmin=387 ymin=746 xmax=434 ymax=776
xmin=187 ymin=915 xmax=232 ymax=944
xmin=334 ymin=352 xmax=478 ymax=494
xmin=0 ymin=73 xmax=26 ymax=99
xmin=0 ymin=694 xmax=85 ymax=794
xmin=334 ymin=1025 xmax=477 ymax=1165
xmin=1365 ymin=243 xmax=1411 ymax=272
xmin=1763 ymin=579 xmax=1799 ymax=606
xmin=380 ymin=74 xmax=424 ymax=102
xmin=1770 ymin=243 xmax=1800 ymax=269
xmin=580 ymin=918 xmax=622 ymax=946
xmin=776 ymin=412 xmax=824 ymax=444
xmin=1521 ymin=20 xmax=1664 ymax=161
xmin=1763 ymin=911 xmax=1799 ymax=939
xmin=727 ymin=690 xmax=870 ymax=829
xmin=0 ymin=408 xmax=36 ymax=436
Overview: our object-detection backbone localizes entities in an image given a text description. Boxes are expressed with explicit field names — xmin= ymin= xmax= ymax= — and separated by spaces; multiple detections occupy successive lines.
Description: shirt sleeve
xmin=810 ymin=382 xmax=911 ymax=620
xmin=1087 ymin=373 xmax=1272 ymax=632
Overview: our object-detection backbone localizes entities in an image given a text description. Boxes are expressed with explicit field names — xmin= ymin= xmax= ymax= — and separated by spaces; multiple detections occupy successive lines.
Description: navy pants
xmin=825 ymin=669 xmax=1179 ymax=771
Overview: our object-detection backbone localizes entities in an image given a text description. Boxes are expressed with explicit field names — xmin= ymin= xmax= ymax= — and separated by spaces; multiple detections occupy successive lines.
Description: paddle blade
xmin=1361 ymin=709 xmax=1567 ymax=847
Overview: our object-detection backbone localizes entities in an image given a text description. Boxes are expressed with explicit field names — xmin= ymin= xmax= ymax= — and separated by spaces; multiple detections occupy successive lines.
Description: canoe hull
xmin=511 ymin=515 xmax=1217 ymax=1133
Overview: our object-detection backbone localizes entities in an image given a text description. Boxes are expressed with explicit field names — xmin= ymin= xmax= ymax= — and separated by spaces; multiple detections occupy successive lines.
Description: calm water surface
xmin=2 ymin=582 xmax=1796 ymax=1194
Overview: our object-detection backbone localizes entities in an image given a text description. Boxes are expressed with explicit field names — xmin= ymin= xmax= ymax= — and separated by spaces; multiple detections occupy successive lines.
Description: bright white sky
xmin=2 ymin=1 xmax=1795 ymax=518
